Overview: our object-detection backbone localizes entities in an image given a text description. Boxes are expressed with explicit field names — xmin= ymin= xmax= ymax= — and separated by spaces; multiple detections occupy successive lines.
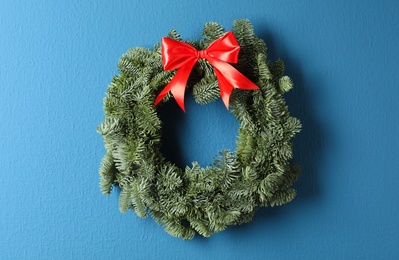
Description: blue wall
xmin=1 ymin=0 xmax=399 ymax=259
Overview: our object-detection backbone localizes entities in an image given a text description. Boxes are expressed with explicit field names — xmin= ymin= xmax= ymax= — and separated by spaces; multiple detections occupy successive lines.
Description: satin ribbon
xmin=154 ymin=31 xmax=259 ymax=112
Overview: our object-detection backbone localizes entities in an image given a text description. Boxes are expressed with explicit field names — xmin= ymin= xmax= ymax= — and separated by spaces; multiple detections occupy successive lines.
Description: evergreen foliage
xmin=98 ymin=20 xmax=301 ymax=239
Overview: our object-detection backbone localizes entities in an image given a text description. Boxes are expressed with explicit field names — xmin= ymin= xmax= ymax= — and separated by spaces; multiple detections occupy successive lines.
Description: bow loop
xmin=161 ymin=38 xmax=197 ymax=70
xmin=205 ymin=32 xmax=240 ymax=63
xmin=155 ymin=31 xmax=259 ymax=111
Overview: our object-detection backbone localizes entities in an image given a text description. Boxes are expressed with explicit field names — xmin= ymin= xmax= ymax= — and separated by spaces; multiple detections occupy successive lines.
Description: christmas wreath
xmin=97 ymin=20 xmax=301 ymax=239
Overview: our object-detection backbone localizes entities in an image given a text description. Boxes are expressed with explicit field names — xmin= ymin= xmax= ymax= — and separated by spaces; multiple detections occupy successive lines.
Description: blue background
xmin=1 ymin=0 xmax=398 ymax=259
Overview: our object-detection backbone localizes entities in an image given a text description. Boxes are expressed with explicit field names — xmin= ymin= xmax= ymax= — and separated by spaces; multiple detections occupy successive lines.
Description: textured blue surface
xmin=1 ymin=0 xmax=399 ymax=259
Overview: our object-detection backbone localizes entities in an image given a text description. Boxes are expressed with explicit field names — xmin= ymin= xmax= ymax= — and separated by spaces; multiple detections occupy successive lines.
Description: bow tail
xmin=210 ymin=58 xmax=260 ymax=109
xmin=154 ymin=82 xmax=173 ymax=107
xmin=154 ymin=63 xmax=195 ymax=112
xmin=214 ymin=68 xmax=234 ymax=109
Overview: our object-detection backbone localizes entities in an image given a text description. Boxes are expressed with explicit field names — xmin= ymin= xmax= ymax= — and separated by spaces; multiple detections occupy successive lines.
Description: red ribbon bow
xmin=154 ymin=31 xmax=259 ymax=112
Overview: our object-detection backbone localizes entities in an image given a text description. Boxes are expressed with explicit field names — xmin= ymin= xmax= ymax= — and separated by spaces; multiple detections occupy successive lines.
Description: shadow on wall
xmin=157 ymin=99 xmax=187 ymax=169
xmin=257 ymin=26 xmax=328 ymax=210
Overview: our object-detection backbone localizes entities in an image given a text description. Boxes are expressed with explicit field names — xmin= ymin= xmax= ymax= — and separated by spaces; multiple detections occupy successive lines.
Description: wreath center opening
xmin=158 ymin=92 xmax=239 ymax=169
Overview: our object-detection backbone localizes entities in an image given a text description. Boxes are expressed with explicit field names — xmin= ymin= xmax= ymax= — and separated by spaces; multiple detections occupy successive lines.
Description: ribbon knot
xmin=154 ymin=31 xmax=259 ymax=112
xmin=197 ymin=50 xmax=207 ymax=59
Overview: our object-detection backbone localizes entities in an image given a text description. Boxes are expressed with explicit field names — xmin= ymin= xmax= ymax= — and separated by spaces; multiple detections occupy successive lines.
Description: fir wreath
xmin=97 ymin=20 xmax=301 ymax=239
